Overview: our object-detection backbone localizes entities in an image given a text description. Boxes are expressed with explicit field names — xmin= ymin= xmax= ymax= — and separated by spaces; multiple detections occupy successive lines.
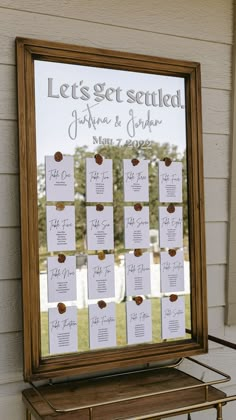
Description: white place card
xmin=125 ymin=253 xmax=151 ymax=296
xmin=48 ymin=306 xmax=78 ymax=354
xmin=87 ymin=254 xmax=115 ymax=299
xmin=126 ymin=299 xmax=152 ymax=345
xmin=124 ymin=206 xmax=150 ymax=249
xmin=86 ymin=206 xmax=114 ymax=250
xmin=86 ymin=158 xmax=113 ymax=202
xmin=45 ymin=155 xmax=74 ymax=202
xmin=160 ymin=251 xmax=184 ymax=293
xmin=123 ymin=159 xmax=149 ymax=202
xmin=89 ymin=302 xmax=116 ymax=349
xmin=159 ymin=206 xmax=183 ymax=248
xmin=47 ymin=256 xmax=77 ymax=302
xmin=46 ymin=206 xmax=76 ymax=252
xmin=159 ymin=161 xmax=182 ymax=203
xmin=161 ymin=296 xmax=186 ymax=339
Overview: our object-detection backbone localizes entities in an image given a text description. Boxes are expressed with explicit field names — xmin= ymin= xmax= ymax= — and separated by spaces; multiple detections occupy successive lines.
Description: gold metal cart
xmin=22 ymin=336 xmax=236 ymax=420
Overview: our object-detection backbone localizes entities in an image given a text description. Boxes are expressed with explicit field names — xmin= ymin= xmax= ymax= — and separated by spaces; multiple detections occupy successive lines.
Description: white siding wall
xmin=0 ymin=1 xmax=234 ymax=419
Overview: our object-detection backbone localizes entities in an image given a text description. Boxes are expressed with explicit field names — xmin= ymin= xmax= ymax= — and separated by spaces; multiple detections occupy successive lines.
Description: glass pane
xmin=34 ymin=60 xmax=191 ymax=357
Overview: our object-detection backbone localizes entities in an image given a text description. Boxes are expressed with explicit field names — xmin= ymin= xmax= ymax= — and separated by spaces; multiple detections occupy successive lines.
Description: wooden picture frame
xmin=16 ymin=37 xmax=207 ymax=382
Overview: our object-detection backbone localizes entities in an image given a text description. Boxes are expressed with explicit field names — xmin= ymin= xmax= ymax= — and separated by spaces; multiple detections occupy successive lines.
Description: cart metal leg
xmin=26 ymin=407 xmax=31 ymax=420
xmin=216 ymin=403 xmax=223 ymax=420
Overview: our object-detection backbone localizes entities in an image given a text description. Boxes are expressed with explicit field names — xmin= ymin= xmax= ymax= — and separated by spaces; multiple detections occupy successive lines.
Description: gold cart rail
xmin=22 ymin=335 xmax=236 ymax=420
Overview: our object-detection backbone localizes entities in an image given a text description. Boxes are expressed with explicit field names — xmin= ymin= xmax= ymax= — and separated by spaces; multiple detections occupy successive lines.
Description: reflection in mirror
xmin=35 ymin=60 xmax=191 ymax=357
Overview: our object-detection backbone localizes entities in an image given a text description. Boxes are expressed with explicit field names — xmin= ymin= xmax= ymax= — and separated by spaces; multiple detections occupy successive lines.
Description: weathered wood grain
xmin=0 ymin=0 xmax=232 ymax=44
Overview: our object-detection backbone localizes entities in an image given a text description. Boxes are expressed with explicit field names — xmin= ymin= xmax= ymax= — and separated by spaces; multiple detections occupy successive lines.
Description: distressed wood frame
xmin=16 ymin=37 xmax=207 ymax=382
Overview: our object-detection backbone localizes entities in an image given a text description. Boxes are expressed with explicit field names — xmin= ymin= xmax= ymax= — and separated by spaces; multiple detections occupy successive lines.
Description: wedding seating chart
xmin=43 ymin=144 xmax=188 ymax=355
xmin=48 ymin=306 xmax=78 ymax=354
xmin=86 ymin=157 xmax=113 ymax=202
xmin=125 ymin=252 xmax=151 ymax=296
xmin=89 ymin=302 xmax=116 ymax=349
xmin=87 ymin=254 xmax=115 ymax=299
xmin=123 ymin=159 xmax=149 ymax=202
xmin=161 ymin=296 xmax=185 ymax=339
xmin=45 ymin=155 xmax=75 ymax=202
xmin=126 ymin=299 xmax=152 ymax=344
xmin=44 ymin=151 xmax=188 ymax=354
xmin=17 ymin=41 xmax=205 ymax=375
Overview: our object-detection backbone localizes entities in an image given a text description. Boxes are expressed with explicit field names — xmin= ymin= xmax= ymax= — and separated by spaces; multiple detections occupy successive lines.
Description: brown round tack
xmin=96 ymin=203 xmax=104 ymax=211
xmin=54 ymin=151 xmax=63 ymax=162
xmin=134 ymin=203 xmax=142 ymax=211
xmin=131 ymin=158 xmax=140 ymax=166
xmin=57 ymin=302 xmax=66 ymax=314
xmin=133 ymin=296 xmax=143 ymax=305
xmin=98 ymin=251 xmax=105 ymax=260
xmin=167 ymin=203 xmax=175 ymax=214
xmin=169 ymin=294 xmax=178 ymax=302
xmin=98 ymin=300 xmax=107 ymax=309
xmin=94 ymin=154 xmax=103 ymax=165
xmin=58 ymin=254 xmax=66 ymax=263
xmin=168 ymin=249 xmax=176 ymax=257
xmin=56 ymin=202 xmax=65 ymax=211
xmin=134 ymin=249 xmax=143 ymax=257
xmin=163 ymin=157 xmax=172 ymax=167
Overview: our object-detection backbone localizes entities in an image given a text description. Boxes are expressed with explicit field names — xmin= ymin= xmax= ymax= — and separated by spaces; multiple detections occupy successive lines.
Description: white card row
xmin=48 ymin=297 xmax=186 ymax=354
xmin=45 ymin=156 xmax=183 ymax=203
xmin=46 ymin=205 xmax=183 ymax=252
xmin=47 ymin=251 xmax=185 ymax=302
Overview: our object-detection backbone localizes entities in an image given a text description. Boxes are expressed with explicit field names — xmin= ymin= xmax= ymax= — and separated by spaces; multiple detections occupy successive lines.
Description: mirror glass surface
xmin=34 ymin=60 xmax=191 ymax=357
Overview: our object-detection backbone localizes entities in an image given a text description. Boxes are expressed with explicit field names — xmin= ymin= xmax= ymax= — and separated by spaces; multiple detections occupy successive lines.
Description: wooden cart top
xmin=22 ymin=366 xmax=226 ymax=419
